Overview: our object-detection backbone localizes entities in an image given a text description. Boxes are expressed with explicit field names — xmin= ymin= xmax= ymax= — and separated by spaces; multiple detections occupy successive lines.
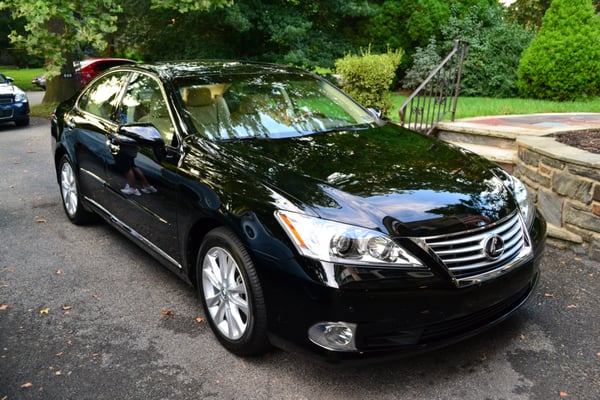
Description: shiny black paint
xmin=51 ymin=61 xmax=546 ymax=361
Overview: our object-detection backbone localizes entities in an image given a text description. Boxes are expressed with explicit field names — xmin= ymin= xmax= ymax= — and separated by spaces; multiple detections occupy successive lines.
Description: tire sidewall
xmin=196 ymin=227 xmax=267 ymax=355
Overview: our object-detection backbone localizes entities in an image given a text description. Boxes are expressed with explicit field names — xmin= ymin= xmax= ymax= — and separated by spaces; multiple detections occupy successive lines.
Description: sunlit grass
xmin=0 ymin=66 xmax=44 ymax=91
xmin=390 ymin=93 xmax=600 ymax=121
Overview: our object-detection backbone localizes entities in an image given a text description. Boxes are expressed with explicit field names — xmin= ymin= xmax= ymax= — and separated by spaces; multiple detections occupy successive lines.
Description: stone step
xmin=436 ymin=127 xmax=517 ymax=150
xmin=446 ymin=141 xmax=516 ymax=166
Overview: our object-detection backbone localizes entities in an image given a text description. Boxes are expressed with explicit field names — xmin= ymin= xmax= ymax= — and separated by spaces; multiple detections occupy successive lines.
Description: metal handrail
xmin=398 ymin=40 xmax=469 ymax=135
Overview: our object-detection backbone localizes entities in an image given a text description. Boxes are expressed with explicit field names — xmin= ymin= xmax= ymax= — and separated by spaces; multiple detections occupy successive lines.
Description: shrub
xmin=335 ymin=47 xmax=403 ymax=114
xmin=440 ymin=4 xmax=534 ymax=98
xmin=517 ymin=0 xmax=600 ymax=100
xmin=402 ymin=38 xmax=442 ymax=90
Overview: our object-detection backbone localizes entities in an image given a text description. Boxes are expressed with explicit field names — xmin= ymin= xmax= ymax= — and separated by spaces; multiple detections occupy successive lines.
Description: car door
xmin=69 ymin=71 xmax=129 ymax=210
xmin=102 ymin=72 xmax=182 ymax=264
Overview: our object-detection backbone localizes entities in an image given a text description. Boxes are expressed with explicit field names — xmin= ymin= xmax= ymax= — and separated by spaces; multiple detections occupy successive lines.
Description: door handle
xmin=106 ymin=138 xmax=120 ymax=155
xmin=66 ymin=119 xmax=75 ymax=130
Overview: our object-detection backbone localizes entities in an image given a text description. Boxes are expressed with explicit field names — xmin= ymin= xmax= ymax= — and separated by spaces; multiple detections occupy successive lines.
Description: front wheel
xmin=196 ymin=227 xmax=269 ymax=356
xmin=58 ymin=155 xmax=95 ymax=224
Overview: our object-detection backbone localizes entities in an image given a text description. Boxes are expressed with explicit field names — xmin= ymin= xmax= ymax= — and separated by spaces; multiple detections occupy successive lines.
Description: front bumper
xmin=261 ymin=211 xmax=546 ymax=363
xmin=0 ymin=101 xmax=29 ymax=123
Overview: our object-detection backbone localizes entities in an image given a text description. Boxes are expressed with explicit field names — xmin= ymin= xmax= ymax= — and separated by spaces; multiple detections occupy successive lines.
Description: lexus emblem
xmin=483 ymin=235 xmax=505 ymax=260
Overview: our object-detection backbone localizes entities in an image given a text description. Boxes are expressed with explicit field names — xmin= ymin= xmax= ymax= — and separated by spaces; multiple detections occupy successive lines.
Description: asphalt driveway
xmin=1 ymin=118 xmax=599 ymax=400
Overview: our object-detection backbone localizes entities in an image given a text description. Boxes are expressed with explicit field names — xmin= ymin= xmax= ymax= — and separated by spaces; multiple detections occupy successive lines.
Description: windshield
xmin=175 ymin=74 xmax=376 ymax=140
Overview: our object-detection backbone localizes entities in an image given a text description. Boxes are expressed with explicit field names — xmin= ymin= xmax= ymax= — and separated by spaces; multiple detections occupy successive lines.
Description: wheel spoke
xmin=201 ymin=245 xmax=251 ymax=341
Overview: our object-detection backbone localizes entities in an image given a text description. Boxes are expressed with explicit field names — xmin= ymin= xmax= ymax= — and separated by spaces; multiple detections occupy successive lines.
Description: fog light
xmin=308 ymin=322 xmax=358 ymax=352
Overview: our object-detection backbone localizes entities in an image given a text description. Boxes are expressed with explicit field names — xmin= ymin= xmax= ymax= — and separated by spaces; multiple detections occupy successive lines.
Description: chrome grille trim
xmin=422 ymin=212 xmax=533 ymax=287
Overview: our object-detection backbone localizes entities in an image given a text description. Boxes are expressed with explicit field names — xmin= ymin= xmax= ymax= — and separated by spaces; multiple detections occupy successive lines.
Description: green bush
xmin=335 ymin=47 xmax=403 ymax=114
xmin=517 ymin=0 xmax=600 ymax=100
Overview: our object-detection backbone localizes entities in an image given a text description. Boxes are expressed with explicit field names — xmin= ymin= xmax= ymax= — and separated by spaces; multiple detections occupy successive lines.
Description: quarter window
xmin=78 ymin=72 xmax=128 ymax=120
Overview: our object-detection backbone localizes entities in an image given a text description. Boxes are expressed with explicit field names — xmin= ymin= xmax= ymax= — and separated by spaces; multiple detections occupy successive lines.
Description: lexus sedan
xmin=51 ymin=61 xmax=545 ymax=362
xmin=0 ymin=73 xmax=29 ymax=127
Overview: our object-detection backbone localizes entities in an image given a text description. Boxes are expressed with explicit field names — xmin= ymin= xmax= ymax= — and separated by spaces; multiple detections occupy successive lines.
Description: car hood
xmin=0 ymin=84 xmax=17 ymax=96
xmin=216 ymin=124 xmax=517 ymax=237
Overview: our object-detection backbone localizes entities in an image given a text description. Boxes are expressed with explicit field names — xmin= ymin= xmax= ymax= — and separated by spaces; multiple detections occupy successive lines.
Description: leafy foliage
xmin=335 ymin=47 xmax=403 ymax=114
xmin=517 ymin=0 xmax=600 ymax=100
xmin=402 ymin=38 xmax=441 ymax=90
xmin=441 ymin=4 xmax=534 ymax=98
xmin=0 ymin=0 xmax=122 ymax=78
xmin=403 ymin=3 xmax=533 ymax=98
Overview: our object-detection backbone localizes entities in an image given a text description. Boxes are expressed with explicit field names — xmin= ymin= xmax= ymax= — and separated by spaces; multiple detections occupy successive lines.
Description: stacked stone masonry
xmin=515 ymin=143 xmax=600 ymax=261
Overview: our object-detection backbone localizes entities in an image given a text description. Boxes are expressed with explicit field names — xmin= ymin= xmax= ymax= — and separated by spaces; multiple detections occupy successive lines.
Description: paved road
xmin=1 ymin=119 xmax=599 ymax=400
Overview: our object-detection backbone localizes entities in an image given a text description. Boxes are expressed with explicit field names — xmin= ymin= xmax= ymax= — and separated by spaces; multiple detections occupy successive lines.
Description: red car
xmin=77 ymin=58 xmax=137 ymax=87
xmin=32 ymin=58 xmax=137 ymax=90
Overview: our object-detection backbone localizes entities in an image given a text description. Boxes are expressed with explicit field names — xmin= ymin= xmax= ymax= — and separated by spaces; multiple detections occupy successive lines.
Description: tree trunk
xmin=42 ymin=17 xmax=79 ymax=104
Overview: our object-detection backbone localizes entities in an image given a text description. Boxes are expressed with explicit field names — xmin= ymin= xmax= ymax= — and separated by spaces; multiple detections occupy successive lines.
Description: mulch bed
xmin=555 ymin=130 xmax=600 ymax=154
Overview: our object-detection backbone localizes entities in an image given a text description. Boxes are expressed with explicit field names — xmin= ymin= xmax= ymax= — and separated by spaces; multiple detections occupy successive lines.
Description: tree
xmin=0 ymin=0 xmax=229 ymax=102
xmin=507 ymin=0 xmax=600 ymax=31
xmin=517 ymin=0 xmax=600 ymax=100
xmin=440 ymin=4 xmax=534 ymax=97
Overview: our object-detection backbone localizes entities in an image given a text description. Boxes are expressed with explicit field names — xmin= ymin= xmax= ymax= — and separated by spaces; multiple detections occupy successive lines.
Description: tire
xmin=196 ymin=227 xmax=269 ymax=356
xmin=58 ymin=154 xmax=95 ymax=225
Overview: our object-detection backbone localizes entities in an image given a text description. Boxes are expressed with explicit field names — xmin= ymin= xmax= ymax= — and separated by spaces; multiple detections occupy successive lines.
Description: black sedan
xmin=0 ymin=73 xmax=29 ymax=126
xmin=50 ymin=61 xmax=546 ymax=362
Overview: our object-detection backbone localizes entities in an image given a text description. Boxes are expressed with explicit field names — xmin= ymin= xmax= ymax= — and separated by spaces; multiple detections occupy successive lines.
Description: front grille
xmin=424 ymin=212 xmax=529 ymax=281
xmin=0 ymin=97 xmax=13 ymax=105
xmin=0 ymin=109 xmax=13 ymax=118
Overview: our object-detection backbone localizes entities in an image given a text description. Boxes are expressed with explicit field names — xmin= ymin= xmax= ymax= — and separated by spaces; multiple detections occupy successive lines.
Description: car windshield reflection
xmin=176 ymin=74 xmax=376 ymax=140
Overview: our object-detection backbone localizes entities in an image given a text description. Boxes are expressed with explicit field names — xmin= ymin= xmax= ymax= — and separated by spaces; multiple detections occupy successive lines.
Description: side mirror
xmin=6 ymin=76 xmax=14 ymax=84
xmin=367 ymin=107 xmax=384 ymax=120
xmin=119 ymin=124 xmax=165 ymax=146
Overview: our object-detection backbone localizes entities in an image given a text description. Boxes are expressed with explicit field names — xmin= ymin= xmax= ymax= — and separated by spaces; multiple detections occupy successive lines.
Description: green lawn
xmin=390 ymin=93 xmax=600 ymax=121
xmin=0 ymin=66 xmax=45 ymax=91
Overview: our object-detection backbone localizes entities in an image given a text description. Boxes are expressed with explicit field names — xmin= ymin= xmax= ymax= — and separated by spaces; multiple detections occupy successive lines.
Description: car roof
xmin=120 ymin=61 xmax=311 ymax=81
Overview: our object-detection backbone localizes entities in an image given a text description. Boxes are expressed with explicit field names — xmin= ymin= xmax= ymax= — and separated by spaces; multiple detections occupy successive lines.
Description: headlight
xmin=14 ymin=92 xmax=28 ymax=103
xmin=275 ymin=210 xmax=424 ymax=267
xmin=509 ymin=176 xmax=535 ymax=227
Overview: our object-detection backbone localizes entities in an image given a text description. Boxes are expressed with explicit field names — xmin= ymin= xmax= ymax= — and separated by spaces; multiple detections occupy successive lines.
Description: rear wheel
xmin=58 ymin=155 xmax=95 ymax=224
xmin=197 ymin=227 xmax=269 ymax=356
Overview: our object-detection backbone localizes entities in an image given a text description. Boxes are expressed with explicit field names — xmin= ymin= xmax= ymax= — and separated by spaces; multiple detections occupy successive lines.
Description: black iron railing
xmin=398 ymin=40 xmax=469 ymax=135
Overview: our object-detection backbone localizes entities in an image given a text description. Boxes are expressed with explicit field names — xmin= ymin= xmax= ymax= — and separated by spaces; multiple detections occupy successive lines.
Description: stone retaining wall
xmin=515 ymin=136 xmax=600 ymax=261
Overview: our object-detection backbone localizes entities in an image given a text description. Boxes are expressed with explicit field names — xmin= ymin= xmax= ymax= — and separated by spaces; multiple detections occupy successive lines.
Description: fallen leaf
xmin=544 ymin=293 xmax=554 ymax=298
xmin=54 ymin=269 xmax=63 ymax=275
xmin=40 ymin=308 xmax=50 ymax=315
xmin=56 ymin=352 xmax=64 ymax=357
xmin=35 ymin=218 xmax=47 ymax=223
xmin=91 ymin=352 xmax=100 ymax=358
xmin=8 ymin=268 xmax=15 ymax=273
xmin=574 ymin=257 xmax=582 ymax=261
xmin=67 ymin=339 xmax=73 ymax=346
xmin=61 ymin=305 xmax=72 ymax=311
xmin=596 ymin=352 xmax=600 ymax=357
xmin=195 ymin=317 xmax=205 ymax=323
xmin=55 ymin=370 xmax=62 ymax=376
xmin=21 ymin=382 xmax=33 ymax=388
xmin=0 ymin=304 xmax=7 ymax=311
xmin=559 ymin=391 xmax=568 ymax=397
xmin=91 ymin=293 xmax=99 ymax=299
xmin=519 ymin=334 xmax=526 ymax=341
xmin=567 ymin=304 xmax=577 ymax=309
xmin=161 ymin=309 xmax=174 ymax=316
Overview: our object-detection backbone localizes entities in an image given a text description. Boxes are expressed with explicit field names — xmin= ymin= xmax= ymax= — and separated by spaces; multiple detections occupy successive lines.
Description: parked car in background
xmin=31 ymin=74 xmax=46 ymax=90
xmin=76 ymin=58 xmax=136 ymax=87
xmin=32 ymin=58 xmax=136 ymax=90
xmin=0 ymin=73 xmax=29 ymax=126
xmin=50 ymin=61 xmax=546 ymax=362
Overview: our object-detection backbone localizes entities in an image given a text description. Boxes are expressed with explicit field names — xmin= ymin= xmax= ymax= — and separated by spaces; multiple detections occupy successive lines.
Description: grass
xmin=0 ymin=66 xmax=44 ymax=91
xmin=390 ymin=93 xmax=600 ymax=121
